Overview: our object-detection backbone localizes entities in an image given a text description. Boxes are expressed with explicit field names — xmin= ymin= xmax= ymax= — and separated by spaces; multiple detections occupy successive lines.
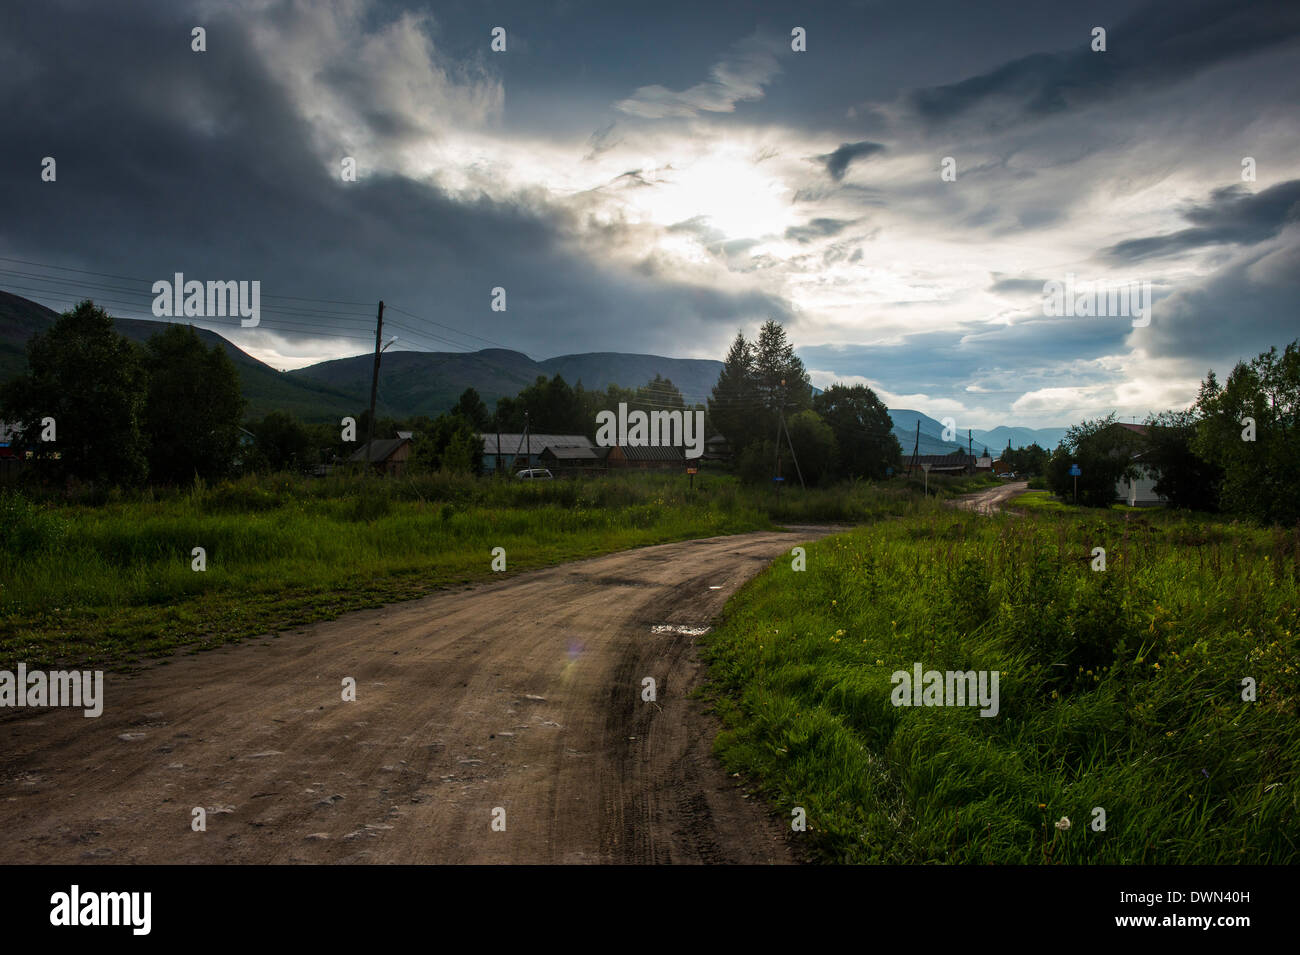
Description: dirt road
xmin=0 ymin=527 xmax=837 ymax=864
xmin=953 ymin=481 xmax=1029 ymax=515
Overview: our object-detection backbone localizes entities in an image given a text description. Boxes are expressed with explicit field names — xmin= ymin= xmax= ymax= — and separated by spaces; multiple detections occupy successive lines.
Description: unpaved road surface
xmin=953 ymin=481 xmax=1029 ymax=515
xmin=0 ymin=527 xmax=838 ymax=864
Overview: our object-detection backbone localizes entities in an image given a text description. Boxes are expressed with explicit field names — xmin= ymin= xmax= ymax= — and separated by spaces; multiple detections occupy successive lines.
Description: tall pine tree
xmin=708 ymin=332 xmax=760 ymax=453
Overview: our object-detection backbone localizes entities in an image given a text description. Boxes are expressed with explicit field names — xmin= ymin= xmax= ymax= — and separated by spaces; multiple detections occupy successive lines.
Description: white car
xmin=515 ymin=468 xmax=554 ymax=480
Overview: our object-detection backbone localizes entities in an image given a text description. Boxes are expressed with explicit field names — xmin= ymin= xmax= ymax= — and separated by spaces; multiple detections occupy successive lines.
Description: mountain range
xmin=0 ymin=291 xmax=1068 ymax=451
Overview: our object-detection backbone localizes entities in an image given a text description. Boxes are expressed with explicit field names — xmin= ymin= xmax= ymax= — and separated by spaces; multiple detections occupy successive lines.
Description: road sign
xmin=772 ymin=476 xmax=786 ymax=482
xmin=920 ymin=463 xmax=932 ymax=472
xmin=686 ymin=468 xmax=698 ymax=475
xmin=1069 ymin=464 xmax=1081 ymax=476
xmin=885 ymin=466 xmax=894 ymax=476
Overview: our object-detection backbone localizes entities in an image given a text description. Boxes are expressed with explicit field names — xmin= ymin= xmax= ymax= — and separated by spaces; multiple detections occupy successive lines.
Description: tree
xmin=440 ymin=425 xmax=483 ymax=474
xmin=249 ymin=411 xmax=311 ymax=472
xmin=812 ymin=383 xmax=901 ymax=479
xmin=633 ymin=374 xmax=686 ymax=413
xmin=1001 ymin=442 xmax=1050 ymax=477
xmin=1045 ymin=414 xmax=1140 ymax=507
xmin=736 ymin=439 xmax=777 ymax=485
xmin=1192 ymin=341 xmax=1300 ymax=524
xmin=141 ymin=324 xmax=246 ymax=484
xmin=0 ymin=299 xmax=147 ymax=486
xmin=784 ymin=410 xmax=838 ymax=485
xmin=493 ymin=375 xmax=586 ymax=434
xmin=452 ymin=387 xmax=491 ymax=431
xmin=753 ymin=319 xmax=813 ymax=421
xmin=708 ymin=332 xmax=761 ymax=454
xmin=1141 ymin=409 xmax=1222 ymax=511
xmin=410 ymin=413 xmax=483 ymax=474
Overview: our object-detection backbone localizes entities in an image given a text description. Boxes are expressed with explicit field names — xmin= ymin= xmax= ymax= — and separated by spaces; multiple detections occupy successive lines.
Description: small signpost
xmin=686 ymin=467 xmax=698 ymax=490
xmin=773 ymin=474 xmax=785 ymax=504
xmin=921 ymin=462 xmax=932 ymax=497
xmin=1069 ymin=463 xmax=1081 ymax=503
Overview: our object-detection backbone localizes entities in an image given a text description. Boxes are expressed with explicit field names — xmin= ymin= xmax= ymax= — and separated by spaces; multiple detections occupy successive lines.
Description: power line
xmin=384 ymin=303 xmax=513 ymax=351
xmin=0 ymin=256 xmax=376 ymax=308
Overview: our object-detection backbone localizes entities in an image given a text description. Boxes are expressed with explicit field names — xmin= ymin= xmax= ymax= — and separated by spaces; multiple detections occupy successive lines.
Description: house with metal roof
xmin=348 ymin=436 xmax=413 ymax=476
xmin=606 ymin=445 xmax=685 ymax=469
xmin=906 ymin=452 xmax=974 ymax=475
xmin=480 ymin=434 xmax=594 ymax=473
xmin=1107 ymin=422 xmax=1167 ymax=506
xmin=539 ymin=444 xmax=610 ymax=475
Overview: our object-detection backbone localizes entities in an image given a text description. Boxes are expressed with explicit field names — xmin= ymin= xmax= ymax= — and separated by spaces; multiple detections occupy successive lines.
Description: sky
xmin=2 ymin=0 xmax=1298 ymax=428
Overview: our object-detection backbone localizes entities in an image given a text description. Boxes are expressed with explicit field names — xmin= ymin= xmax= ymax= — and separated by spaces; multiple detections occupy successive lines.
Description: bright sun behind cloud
xmin=632 ymin=148 xmax=792 ymax=240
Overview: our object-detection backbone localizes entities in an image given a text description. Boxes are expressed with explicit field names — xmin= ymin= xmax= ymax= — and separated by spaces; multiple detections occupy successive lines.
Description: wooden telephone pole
xmin=364 ymin=300 xmax=385 ymax=465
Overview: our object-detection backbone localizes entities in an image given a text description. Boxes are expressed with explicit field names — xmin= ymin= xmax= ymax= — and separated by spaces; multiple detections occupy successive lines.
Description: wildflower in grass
xmin=1055 ymin=817 xmax=1071 ymax=830
xmin=1051 ymin=690 xmax=1059 ymax=699
xmin=1037 ymin=803 xmax=1046 ymax=809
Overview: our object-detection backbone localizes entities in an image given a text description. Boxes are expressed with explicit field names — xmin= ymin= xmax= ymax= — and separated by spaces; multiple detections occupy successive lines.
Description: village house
xmin=480 ymin=434 xmax=595 ymax=474
xmin=348 ymin=435 xmax=412 ymax=476
xmin=606 ymin=445 xmax=685 ymax=470
xmin=1108 ymin=422 xmax=1166 ymax=506
xmin=907 ymin=451 xmax=975 ymax=475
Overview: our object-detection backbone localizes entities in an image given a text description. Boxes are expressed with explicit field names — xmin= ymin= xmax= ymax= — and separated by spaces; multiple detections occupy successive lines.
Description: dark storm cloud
xmin=0 ymin=0 xmax=785 ymax=360
xmin=908 ymin=0 xmax=1300 ymax=125
xmin=1131 ymin=233 xmax=1300 ymax=367
xmin=1101 ymin=180 xmax=1300 ymax=262
xmin=815 ymin=141 xmax=886 ymax=181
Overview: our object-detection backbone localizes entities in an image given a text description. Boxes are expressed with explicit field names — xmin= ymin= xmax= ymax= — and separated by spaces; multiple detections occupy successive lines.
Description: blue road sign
xmin=885 ymin=467 xmax=894 ymax=476
xmin=1069 ymin=464 xmax=1081 ymax=476
xmin=772 ymin=476 xmax=786 ymax=482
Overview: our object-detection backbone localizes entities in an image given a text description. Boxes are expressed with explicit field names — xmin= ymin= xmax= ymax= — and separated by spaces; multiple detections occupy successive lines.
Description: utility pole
xmin=512 ymin=411 xmax=530 ymax=474
xmin=364 ymin=300 xmax=385 ymax=466
xmin=496 ymin=424 xmax=502 ymax=476
xmin=968 ymin=429 xmax=973 ymax=475
xmin=908 ymin=420 xmax=920 ymax=475
xmin=781 ymin=412 xmax=805 ymax=489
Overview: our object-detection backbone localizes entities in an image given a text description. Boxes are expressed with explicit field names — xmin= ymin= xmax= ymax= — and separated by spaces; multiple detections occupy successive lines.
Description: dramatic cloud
xmin=1 ymin=0 xmax=1297 ymax=429
xmin=614 ymin=34 xmax=782 ymax=119
xmin=1102 ymin=180 xmax=1300 ymax=262
xmin=815 ymin=142 xmax=887 ymax=181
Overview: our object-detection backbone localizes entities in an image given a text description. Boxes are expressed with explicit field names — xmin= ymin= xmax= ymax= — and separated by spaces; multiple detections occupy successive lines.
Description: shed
xmin=607 ymin=445 xmax=686 ymax=469
xmin=348 ymin=436 xmax=413 ymax=476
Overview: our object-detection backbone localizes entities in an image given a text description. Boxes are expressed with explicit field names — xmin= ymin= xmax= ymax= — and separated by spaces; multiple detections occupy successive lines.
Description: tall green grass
xmin=0 ymin=470 xmax=946 ymax=670
xmin=703 ymin=508 xmax=1300 ymax=863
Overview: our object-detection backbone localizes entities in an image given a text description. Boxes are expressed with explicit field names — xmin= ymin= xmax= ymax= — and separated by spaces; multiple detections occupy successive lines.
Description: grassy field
xmin=0 ymin=470 xmax=991 ymax=671
xmin=702 ymin=505 xmax=1300 ymax=863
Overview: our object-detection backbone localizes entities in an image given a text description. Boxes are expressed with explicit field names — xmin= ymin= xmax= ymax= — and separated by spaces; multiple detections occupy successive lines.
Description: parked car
xmin=997 ymin=472 xmax=1015 ymax=479
xmin=515 ymin=468 xmax=554 ymax=480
